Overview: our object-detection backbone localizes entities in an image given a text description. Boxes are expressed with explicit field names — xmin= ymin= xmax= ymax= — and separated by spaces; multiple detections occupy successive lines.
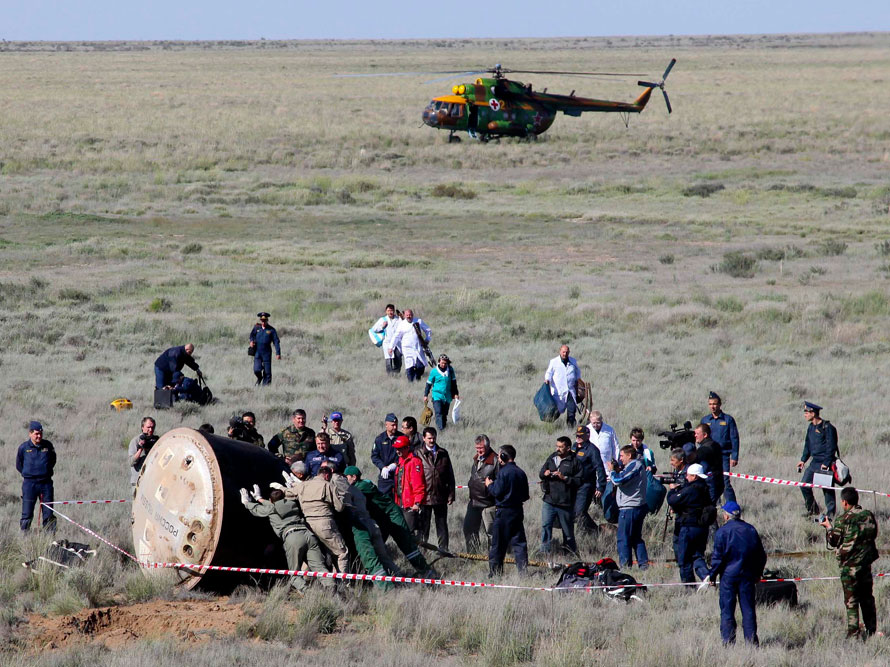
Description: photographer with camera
xmin=607 ymin=445 xmax=649 ymax=570
xmin=128 ymin=417 xmax=158 ymax=491
xmin=666 ymin=463 xmax=715 ymax=583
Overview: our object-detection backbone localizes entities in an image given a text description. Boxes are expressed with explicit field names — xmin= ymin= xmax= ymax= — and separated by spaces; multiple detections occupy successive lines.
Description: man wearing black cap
xmin=572 ymin=425 xmax=606 ymax=534
xmin=798 ymin=401 xmax=839 ymax=517
xmin=701 ymin=392 xmax=740 ymax=503
xmin=249 ymin=312 xmax=281 ymax=386
xmin=371 ymin=413 xmax=403 ymax=496
xmin=16 ymin=421 xmax=57 ymax=532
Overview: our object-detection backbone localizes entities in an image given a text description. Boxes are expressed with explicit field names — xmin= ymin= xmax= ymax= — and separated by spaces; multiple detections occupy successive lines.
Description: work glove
xmin=269 ymin=482 xmax=286 ymax=491
xmin=239 ymin=488 xmax=250 ymax=505
xmin=250 ymin=484 xmax=263 ymax=501
xmin=282 ymin=471 xmax=301 ymax=488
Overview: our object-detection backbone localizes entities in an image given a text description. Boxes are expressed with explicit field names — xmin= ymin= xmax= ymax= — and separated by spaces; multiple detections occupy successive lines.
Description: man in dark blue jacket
xmin=701 ymin=392 xmax=740 ymax=503
xmin=249 ymin=312 xmax=281 ymax=386
xmin=16 ymin=421 xmax=57 ymax=532
xmin=572 ymin=426 xmax=607 ymax=534
xmin=707 ymin=501 xmax=767 ymax=645
xmin=485 ymin=445 xmax=530 ymax=576
xmin=371 ymin=413 xmax=402 ymax=496
xmin=154 ymin=343 xmax=201 ymax=389
xmin=667 ymin=463 xmax=714 ymax=583
xmin=797 ymin=400 xmax=839 ymax=517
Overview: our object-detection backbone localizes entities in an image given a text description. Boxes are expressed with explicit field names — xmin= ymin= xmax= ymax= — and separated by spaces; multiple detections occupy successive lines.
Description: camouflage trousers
xmin=840 ymin=564 xmax=876 ymax=638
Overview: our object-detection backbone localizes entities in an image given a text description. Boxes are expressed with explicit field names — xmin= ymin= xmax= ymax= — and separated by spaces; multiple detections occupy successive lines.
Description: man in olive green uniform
xmin=821 ymin=486 xmax=879 ymax=639
xmin=269 ymin=409 xmax=316 ymax=464
xmin=324 ymin=412 xmax=356 ymax=467
xmin=239 ymin=486 xmax=331 ymax=592
xmin=283 ymin=462 xmax=349 ymax=572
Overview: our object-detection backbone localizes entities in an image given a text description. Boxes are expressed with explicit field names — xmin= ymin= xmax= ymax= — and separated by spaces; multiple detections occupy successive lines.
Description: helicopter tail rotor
xmin=637 ymin=58 xmax=676 ymax=114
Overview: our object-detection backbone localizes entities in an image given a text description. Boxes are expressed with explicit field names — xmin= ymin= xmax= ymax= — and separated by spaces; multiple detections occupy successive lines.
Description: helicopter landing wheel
xmin=447 ymin=132 xmax=461 ymax=144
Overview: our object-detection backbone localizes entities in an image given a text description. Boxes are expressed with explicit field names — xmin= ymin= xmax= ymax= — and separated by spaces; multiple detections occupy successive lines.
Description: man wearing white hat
xmin=666 ymin=463 xmax=715 ymax=583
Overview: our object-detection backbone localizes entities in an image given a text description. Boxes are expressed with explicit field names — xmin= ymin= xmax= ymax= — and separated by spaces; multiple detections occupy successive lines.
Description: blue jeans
xmin=154 ymin=365 xmax=169 ymax=389
xmin=21 ymin=479 xmax=56 ymax=531
xmin=573 ymin=482 xmax=597 ymax=532
xmin=406 ymin=362 xmax=425 ymax=382
xmin=489 ymin=507 xmax=528 ymax=576
xmin=565 ymin=393 xmax=577 ymax=427
xmin=673 ymin=525 xmax=709 ymax=583
xmin=253 ymin=355 xmax=272 ymax=385
xmin=719 ymin=576 xmax=759 ymax=645
xmin=541 ymin=502 xmax=577 ymax=554
xmin=432 ymin=400 xmax=450 ymax=430
xmin=722 ymin=453 xmax=736 ymax=503
xmin=801 ymin=462 xmax=836 ymax=516
xmin=617 ymin=506 xmax=649 ymax=569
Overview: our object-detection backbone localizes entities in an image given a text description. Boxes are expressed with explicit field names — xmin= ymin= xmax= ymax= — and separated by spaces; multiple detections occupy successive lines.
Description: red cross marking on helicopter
xmin=489 ymin=98 xmax=501 ymax=111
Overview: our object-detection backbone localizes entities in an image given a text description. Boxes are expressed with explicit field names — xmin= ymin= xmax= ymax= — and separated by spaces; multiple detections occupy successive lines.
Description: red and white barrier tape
xmin=725 ymin=471 xmax=890 ymax=498
xmin=43 ymin=501 xmax=889 ymax=593
xmin=43 ymin=499 xmax=130 ymax=505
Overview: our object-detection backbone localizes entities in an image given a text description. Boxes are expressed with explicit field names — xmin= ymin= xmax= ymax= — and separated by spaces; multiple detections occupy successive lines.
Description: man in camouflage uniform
xmin=821 ymin=486 xmax=879 ymax=639
xmin=268 ymin=409 xmax=316 ymax=464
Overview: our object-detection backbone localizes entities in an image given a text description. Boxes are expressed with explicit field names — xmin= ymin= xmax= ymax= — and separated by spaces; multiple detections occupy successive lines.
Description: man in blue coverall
xmin=154 ymin=343 xmax=201 ymax=389
xmin=701 ymin=391 xmax=740 ymax=503
xmin=707 ymin=501 xmax=767 ymax=646
xmin=16 ymin=421 xmax=57 ymax=532
xmin=249 ymin=312 xmax=281 ymax=386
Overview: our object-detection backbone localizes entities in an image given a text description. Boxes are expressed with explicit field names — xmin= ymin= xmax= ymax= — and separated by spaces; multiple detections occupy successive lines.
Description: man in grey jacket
xmin=606 ymin=445 xmax=649 ymax=569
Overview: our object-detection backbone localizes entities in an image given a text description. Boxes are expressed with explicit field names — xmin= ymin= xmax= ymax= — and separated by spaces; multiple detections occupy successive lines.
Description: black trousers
xmin=489 ymin=507 xmax=528 ymax=576
xmin=418 ymin=504 xmax=449 ymax=551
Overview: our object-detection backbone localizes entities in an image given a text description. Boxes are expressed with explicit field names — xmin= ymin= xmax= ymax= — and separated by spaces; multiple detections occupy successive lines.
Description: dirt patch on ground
xmin=25 ymin=599 xmax=250 ymax=651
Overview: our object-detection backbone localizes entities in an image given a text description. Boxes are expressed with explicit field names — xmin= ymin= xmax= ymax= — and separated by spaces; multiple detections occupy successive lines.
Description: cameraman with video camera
xmin=128 ymin=417 xmax=158 ymax=492
xmin=666 ymin=463 xmax=715 ymax=583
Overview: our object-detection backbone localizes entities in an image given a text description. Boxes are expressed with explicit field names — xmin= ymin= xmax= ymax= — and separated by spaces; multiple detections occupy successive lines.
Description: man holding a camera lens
xmin=128 ymin=417 xmax=158 ymax=491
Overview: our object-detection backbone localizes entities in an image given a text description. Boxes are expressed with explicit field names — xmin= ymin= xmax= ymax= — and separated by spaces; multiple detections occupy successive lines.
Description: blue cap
xmin=804 ymin=401 xmax=822 ymax=412
xmin=28 ymin=421 xmax=43 ymax=431
xmin=330 ymin=412 xmax=343 ymax=421
xmin=708 ymin=391 xmax=721 ymax=401
xmin=385 ymin=413 xmax=397 ymax=423
xmin=721 ymin=501 xmax=741 ymax=516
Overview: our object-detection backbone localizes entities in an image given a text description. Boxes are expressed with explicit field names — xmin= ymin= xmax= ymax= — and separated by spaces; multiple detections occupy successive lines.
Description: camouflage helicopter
xmin=419 ymin=59 xmax=676 ymax=142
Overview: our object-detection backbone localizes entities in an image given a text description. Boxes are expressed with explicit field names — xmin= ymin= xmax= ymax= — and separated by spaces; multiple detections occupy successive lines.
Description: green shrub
xmin=58 ymin=288 xmax=91 ymax=303
xmin=715 ymin=296 xmax=745 ymax=312
xmin=148 ymin=297 xmax=172 ymax=312
xmin=818 ymin=239 xmax=847 ymax=256
xmin=682 ymin=183 xmax=724 ymax=198
xmin=755 ymin=246 xmax=786 ymax=261
xmin=431 ymin=183 xmax=476 ymax=199
xmin=712 ymin=252 xmax=757 ymax=278
xmin=181 ymin=242 xmax=203 ymax=254
xmin=875 ymin=240 xmax=890 ymax=257
xmin=658 ymin=254 xmax=675 ymax=265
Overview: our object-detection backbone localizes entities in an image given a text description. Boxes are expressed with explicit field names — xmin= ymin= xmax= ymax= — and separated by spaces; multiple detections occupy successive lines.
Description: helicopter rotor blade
xmin=662 ymin=58 xmax=677 ymax=81
xmin=422 ymin=71 xmax=488 ymax=84
xmin=637 ymin=80 xmax=659 ymax=88
xmin=662 ymin=89 xmax=672 ymax=114
xmin=500 ymin=69 xmax=646 ymax=77
xmin=334 ymin=69 xmax=487 ymax=80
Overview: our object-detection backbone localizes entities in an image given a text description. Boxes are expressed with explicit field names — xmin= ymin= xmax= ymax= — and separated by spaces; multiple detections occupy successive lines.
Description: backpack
xmin=699 ymin=505 xmax=717 ymax=527
xmin=553 ymin=559 xmax=645 ymax=602
xmin=534 ymin=383 xmax=560 ymax=422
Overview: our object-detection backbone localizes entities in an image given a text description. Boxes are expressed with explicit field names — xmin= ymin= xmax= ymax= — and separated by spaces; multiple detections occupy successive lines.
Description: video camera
xmin=652 ymin=472 xmax=681 ymax=486
xmin=658 ymin=421 xmax=695 ymax=450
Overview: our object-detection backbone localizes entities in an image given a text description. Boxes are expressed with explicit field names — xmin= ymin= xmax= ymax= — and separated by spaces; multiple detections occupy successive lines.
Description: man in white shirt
xmin=544 ymin=345 xmax=581 ymax=427
xmin=588 ymin=411 xmax=619 ymax=469
xmin=389 ymin=308 xmax=432 ymax=382
xmin=372 ymin=304 xmax=402 ymax=375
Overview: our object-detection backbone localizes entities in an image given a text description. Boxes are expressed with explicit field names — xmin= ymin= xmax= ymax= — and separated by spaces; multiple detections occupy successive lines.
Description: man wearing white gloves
xmin=371 ymin=412 xmax=403 ymax=496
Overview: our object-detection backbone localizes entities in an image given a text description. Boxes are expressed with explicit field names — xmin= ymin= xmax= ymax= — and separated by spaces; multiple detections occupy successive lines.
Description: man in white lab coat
xmin=389 ymin=309 xmax=432 ymax=382
xmin=544 ymin=345 xmax=581 ymax=427
xmin=372 ymin=303 xmax=403 ymax=375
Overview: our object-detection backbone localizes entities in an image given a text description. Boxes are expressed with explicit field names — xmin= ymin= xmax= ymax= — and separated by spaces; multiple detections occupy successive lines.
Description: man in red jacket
xmin=393 ymin=435 xmax=426 ymax=536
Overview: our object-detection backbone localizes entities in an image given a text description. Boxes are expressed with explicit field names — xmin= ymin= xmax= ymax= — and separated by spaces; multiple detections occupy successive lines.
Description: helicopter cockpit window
xmin=450 ymin=104 xmax=463 ymax=118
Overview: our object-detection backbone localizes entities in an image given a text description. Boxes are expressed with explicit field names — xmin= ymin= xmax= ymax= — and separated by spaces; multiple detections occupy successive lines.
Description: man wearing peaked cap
xmin=701 ymin=391 xmax=740 ymax=504
xmin=371 ymin=413 xmax=403 ymax=496
xmin=249 ymin=311 xmax=281 ymax=386
xmin=16 ymin=421 xmax=57 ymax=533
xmin=798 ymin=400 xmax=840 ymax=518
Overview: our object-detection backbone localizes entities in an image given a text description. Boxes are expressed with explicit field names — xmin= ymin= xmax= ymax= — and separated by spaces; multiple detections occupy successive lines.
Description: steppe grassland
xmin=0 ymin=33 xmax=890 ymax=665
